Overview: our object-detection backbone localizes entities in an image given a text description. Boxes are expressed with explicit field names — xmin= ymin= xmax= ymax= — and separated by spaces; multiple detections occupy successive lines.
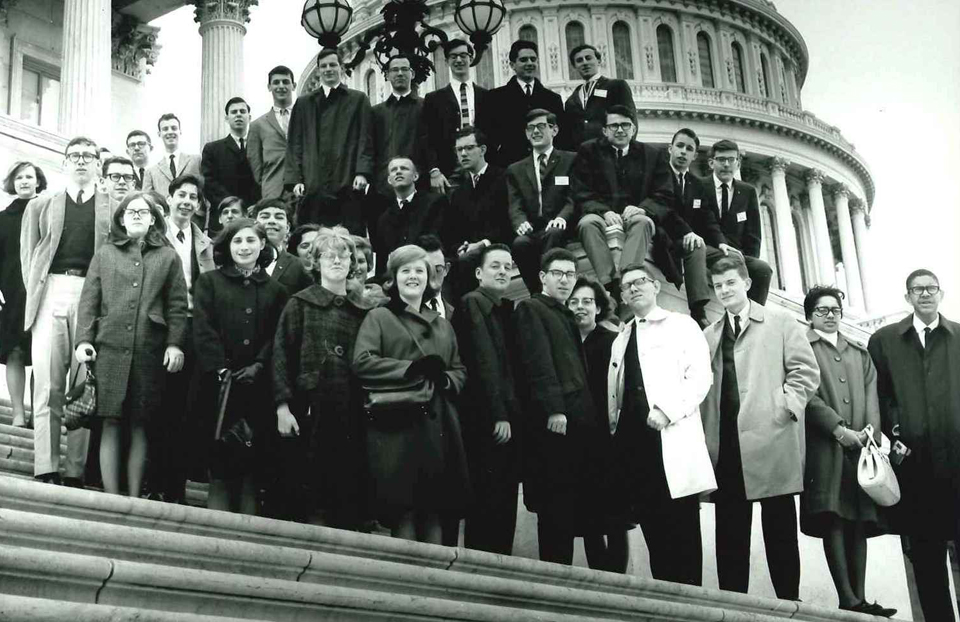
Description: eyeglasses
xmin=908 ymin=285 xmax=940 ymax=296
xmin=433 ymin=263 xmax=450 ymax=276
xmin=319 ymin=250 xmax=352 ymax=262
xmin=106 ymin=173 xmax=137 ymax=183
xmin=812 ymin=306 xmax=843 ymax=318
xmin=447 ymin=52 xmax=472 ymax=61
xmin=525 ymin=122 xmax=553 ymax=133
xmin=123 ymin=209 xmax=152 ymax=219
xmin=568 ymin=297 xmax=595 ymax=306
xmin=388 ymin=67 xmax=412 ymax=74
xmin=546 ymin=269 xmax=577 ymax=281
xmin=621 ymin=276 xmax=656 ymax=291
xmin=127 ymin=141 xmax=150 ymax=149
xmin=605 ymin=122 xmax=633 ymax=132
xmin=454 ymin=144 xmax=479 ymax=153
xmin=66 ymin=152 xmax=98 ymax=164
xmin=712 ymin=156 xmax=738 ymax=165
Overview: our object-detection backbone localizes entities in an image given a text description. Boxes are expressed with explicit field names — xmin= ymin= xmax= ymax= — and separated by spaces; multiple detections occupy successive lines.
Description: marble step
xmin=0 ymin=594 xmax=258 ymax=622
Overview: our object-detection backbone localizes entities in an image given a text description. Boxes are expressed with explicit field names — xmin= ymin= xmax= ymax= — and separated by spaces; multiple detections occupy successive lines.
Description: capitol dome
xmin=300 ymin=0 xmax=876 ymax=314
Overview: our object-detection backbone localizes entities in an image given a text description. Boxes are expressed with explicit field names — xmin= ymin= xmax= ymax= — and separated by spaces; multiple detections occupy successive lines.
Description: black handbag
xmin=362 ymin=309 xmax=437 ymax=422
xmin=64 ymin=363 xmax=96 ymax=431
xmin=212 ymin=373 xmax=255 ymax=478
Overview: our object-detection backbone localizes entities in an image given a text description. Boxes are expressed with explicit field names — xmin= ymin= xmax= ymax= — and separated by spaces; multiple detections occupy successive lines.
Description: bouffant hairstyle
xmin=309 ymin=225 xmax=358 ymax=283
xmin=212 ymin=218 xmax=272 ymax=269
xmin=383 ymin=244 xmax=437 ymax=304
xmin=803 ymin=285 xmax=845 ymax=321
xmin=110 ymin=192 xmax=168 ymax=247
xmin=3 ymin=161 xmax=47 ymax=195
xmin=570 ymin=276 xmax=612 ymax=322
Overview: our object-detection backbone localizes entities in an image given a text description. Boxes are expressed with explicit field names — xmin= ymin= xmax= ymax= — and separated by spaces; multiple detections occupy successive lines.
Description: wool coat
xmin=76 ymin=236 xmax=189 ymax=421
xmin=271 ymin=250 xmax=313 ymax=295
xmin=701 ymin=302 xmax=820 ymax=500
xmin=0 ymin=198 xmax=31 ymax=362
xmin=800 ymin=330 xmax=882 ymax=537
xmin=478 ymin=77 xmax=568 ymax=168
xmin=352 ymin=300 xmax=469 ymax=522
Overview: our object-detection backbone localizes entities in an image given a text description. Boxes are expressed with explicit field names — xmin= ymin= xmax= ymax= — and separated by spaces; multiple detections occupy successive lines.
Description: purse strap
xmin=213 ymin=373 xmax=233 ymax=441
xmin=390 ymin=307 xmax=429 ymax=358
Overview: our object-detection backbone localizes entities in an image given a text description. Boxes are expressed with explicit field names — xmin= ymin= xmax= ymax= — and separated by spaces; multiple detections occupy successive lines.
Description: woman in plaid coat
xmin=76 ymin=192 xmax=188 ymax=497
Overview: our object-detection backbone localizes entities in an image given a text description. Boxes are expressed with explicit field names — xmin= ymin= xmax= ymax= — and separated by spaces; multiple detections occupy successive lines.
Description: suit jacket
xmin=479 ymin=77 xmax=567 ymax=168
xmin=563 ymin=76 xmax=635 ymax=147
xmin=164 ymin=222 xmax=215 ymax=301
xmin=201 ymin=135 xmax=261 ymax=214
xmin=142 ymin=153 xmax=201 ymax=199
xmin=443 ymin=165 xmax=510 ymax=254
xmin=271 ymin=249 xmax=313 ymax=295
xmin=371 ymin=94 xmax=423 ymax=196
xmin=420 ymin=83 xmax=489 ymax=178
xmin=704 ymin=177 xmax=762 ymax=258
xmin=506 ymin=149 xmax=577 ymax=230
xmin=20 ymin=191 xmax=113 ymax=331
xmin=700 ymin=302 xmax=820 ymax=500
xmin=247 ymin=109 xmax=288 ymax=200
xmin=372 ymin=190 xmax=448 ymax=263
xmin=673 ymin=170 xmax=727 ymax=248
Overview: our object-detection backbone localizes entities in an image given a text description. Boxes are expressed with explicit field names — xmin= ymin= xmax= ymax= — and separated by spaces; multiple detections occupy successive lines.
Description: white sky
xmin=141 ymin=0 xmax=960 ymax=319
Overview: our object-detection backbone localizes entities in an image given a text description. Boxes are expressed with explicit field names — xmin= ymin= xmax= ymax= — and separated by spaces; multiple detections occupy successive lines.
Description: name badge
xmin=594 ymin=89 xmax=608 ymax=98
xmin=692 ymin=199 xmax=702 ymax=209
xmin=555 ymin=176 xmax=569 ymax=186
xmin=736 ymin=211 xmax=747 ymax=223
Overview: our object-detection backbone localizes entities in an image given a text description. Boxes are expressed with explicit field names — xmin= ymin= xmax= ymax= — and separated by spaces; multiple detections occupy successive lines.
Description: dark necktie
xmin=459 ymin=82 xmax=470 ymax=127
xmin=239 ymin=137 xmax=245 ymax=152
xmin=177 ymin=229 xmax=185 ymax=243
xmin=138 ymin=167 xmax=145 ymax=188
xmin=428 ymin=297 xmax=440 ymax=312
xmin=676 ymin=173 xmax=684 ymax=196
xmin=473 ymin=173 xmax=481 ymax=188
xmin=721 ymin=183 xmax=730 ymax=219
xmin=525 ymin=83 xmax=532 ymax=97
xmin=538 ymin=153 xmax=548 ymax=184
xmin=400 ymin=199 xmax=409 ymax=210
xmin=924 ymin=327 xmax=931 ymax=349
xmin=76 ymin=190 xmax=84 ymax=205
xmin=734 ymin=314 xmax=741 ymax=338
xmin=169 ymin=155 xmax=177 ymax=180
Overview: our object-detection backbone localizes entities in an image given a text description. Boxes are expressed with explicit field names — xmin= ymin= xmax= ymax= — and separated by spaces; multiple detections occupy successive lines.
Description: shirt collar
xmin=450 ymin=77 xmax=472 ymax=92
xmin=273 ymin=105 xmax=291 ymax=114
xmin=473 ymin=163 xmax=489 ymax=179
xmin=669 ymin=163 xmax=687 ymax=178
xmin=397 ymin=189 xmax=416 ymax=208
xmin=584 ymin=73 xmax=604 ymax=84
xmin=517 ymin=77 xmax=536 ymax=90
xmin=167 ymin=216 xmax=191 ymax=234
xmin=165 ymin=150 xmax=181 ymax=162
xmin=231 ymin=131 xmax=249 ymax=145
xmin=726 ymin=300 xmax=750 ymax=327
xmin=813 ymin=328 xmax=839 ymax=346
xmin=634 ymin=305 xmax=667 ymax=325
xmin=913 ymin=313 xmax=940 ymax=335
xmin=535 ymin=146 xmax=554 ymax=162
xmin=66 ymin=181 xmax=97 ymax=203
xmin=613 ymin=143 xmax=630 ymax=157
xmin=714 ymin=174 xmax=731 ymax=190
xmin=321 ymin=82 xmax=342 ymax=97
xmin=390 ymin=89 xmax=412 ymax=101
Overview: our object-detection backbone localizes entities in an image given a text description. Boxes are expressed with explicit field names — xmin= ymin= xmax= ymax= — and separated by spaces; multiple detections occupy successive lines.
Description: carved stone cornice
xmin=832 ymin=184 xmax=849 ymax=201
xmin=111 ymin=11 xmax=162 ymax=80
xmin=768 ymin=156 xmax=790 ymax=174
xmin=805 ymin=168 xmax=825 ymax=186
xmin=190 ymin=0 xmax=259 ymax=25
xmin=849 ymin=197 xmax=865 ymax=214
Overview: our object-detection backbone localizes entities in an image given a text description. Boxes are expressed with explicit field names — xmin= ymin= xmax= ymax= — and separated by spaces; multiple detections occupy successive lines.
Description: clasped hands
xmin=405 ymin=354 xmax=448 ymax=388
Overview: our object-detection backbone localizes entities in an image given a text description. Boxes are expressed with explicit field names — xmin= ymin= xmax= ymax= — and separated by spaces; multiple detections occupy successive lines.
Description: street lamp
xmin=454 ymin=0 xmax=506 ymax=67
xmin=301 ymin=0 xmax=354 ymax=49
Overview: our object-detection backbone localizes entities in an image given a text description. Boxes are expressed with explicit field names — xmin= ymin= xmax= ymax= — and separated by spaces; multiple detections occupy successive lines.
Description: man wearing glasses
xmin=101 ymin=156 xmax=137 ymax=205
xmin=20 ymin=137 xmax=113 ymax=486
xmin=371 ymin=55 xmax=423 ymax=198
xmin=868 ymin=269 xmax=960 ymax=622
xmin=124 ymin=130 xmax=152 ymax=190
xmin=514 ymin=248 xmax=599 ymax=565
xmin=572 ymin=105 xmax=681 ymax=303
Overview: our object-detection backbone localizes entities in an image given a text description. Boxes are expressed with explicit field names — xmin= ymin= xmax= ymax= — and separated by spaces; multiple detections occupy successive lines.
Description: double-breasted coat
xmin=352 ymin=300 xmax=469 ymax=522
xmin=700 ymin=302 xmax=820 ymax=500
xmin=76 ymin=236 xmax=188 ymax=421
xmin=800 ymin=330 xmax=882 ymax=537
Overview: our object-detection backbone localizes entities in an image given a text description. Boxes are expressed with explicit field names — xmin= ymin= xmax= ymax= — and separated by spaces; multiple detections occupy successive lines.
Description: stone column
xmin=59 ymin=0 xmax=112 ymax=137
xmin=768 ymin=158 xmax=802 ymax=293
xmin=194 ymin=0 xmax=257 ymax=146
xmin=850 ymin=198 xmax=872 ymax=311
xmin=806 ymin=169 xmax=835 ymax=285
xmin=833 ymin=186 xmax=864 ymax=308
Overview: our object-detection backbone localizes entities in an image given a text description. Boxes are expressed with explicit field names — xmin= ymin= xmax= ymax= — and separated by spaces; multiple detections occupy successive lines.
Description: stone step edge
xmin=0 ymin=594 xmax=260 ymax=622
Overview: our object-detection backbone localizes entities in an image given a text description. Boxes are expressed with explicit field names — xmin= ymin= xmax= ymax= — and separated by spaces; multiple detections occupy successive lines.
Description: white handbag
xmin=857 ymin=424 xmax=901 ymax=507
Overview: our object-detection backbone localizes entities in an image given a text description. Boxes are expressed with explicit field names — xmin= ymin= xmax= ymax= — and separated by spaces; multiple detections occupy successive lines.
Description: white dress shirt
xmin=65 ymin=181 xmax=98 ymax=204
xmin=396 ymin=189 xmax=416 ymax=209
xmin=913 ymin=313 xmax=940 ymax=347
xmin=714 ymin=174 xmax=733 ymax=215
xmin=166 ymin=217 xmax=194 ymax=310
xmin=726 ymin=301 xmax=751 ymax=335
xmin=321 ymin=83 xmax=342 ymax=98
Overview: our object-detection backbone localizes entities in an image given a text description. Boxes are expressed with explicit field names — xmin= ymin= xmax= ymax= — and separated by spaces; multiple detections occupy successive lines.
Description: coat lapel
xmin=265 ymin=110 xmax=285 ymax=138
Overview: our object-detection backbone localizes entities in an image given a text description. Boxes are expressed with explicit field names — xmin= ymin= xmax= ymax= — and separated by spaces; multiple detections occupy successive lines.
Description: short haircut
xmin=568 ymin=43 xmax=600 ymax=65
xmin=316 ymin=47 xmax=341 ymax=64
xmin=251 ymin=196 xmax=292 ymax=220
xmin=216 ymin=196 xmax=243 ymax=215
xmin=478 ymin=242 xmax=512 ymax=268
xmin=443 ymin=38 xmax=473 ymax=58
xmin=101 ymin=156 xmax=135 ymax=175
xmin=619 ymin=262 xmax=655 ymax=283
xmin=287 ymin=223 xmax=321 ymax=256
xmin=525 ymin=107 xmax=558 ymax=126
xmin=125 ymin=130 xmax=152 ymax=146
xmin=267 ymin=65 xmax=295 ymax=83
xmin=541 ymin=247 xmax=577 ymax=271
xmin=385 ymin=54 xmax=413 ymax=71
xmin=709 ymin=254 xmax=749 ymax=280
xmin=213 ymin=218 xmax=272 ymax=269
xmin=65 ymin=136 xmax=98 ymax=156
xmin=224 ymin=96 xmax=249 ymax=114
xmin=803 ymin=285 xmax=845 ymax=320
xmin=110 ymin=191 xmax=168 ymax=247
xmin=414 ymin=233 xmax=444 ymax=254
xmin=384 ymin=244 xmax=438 ymax=303
xmin=168 ymin=173 xmax=203 ymax=197
xmin=570 ymin=276 xmax=612 ymax=322
xmin=454 ymin=125 xmax=488 ymax=147
xmin=311 ymin=225 xmax=359 ymax=281
xmin=3 ymin=161 xmax=48 ymax=195
xmin=906 ymin=268 xmax=939 ymax=290
xmin=387 ymin=155 xmax=418 ymax=174
xmin=672 ymin=128 xmax=700 ymax=149
xmin=509 ymin=39 xmax=538 ymax=62
xmin=606 ymin=105 xmax=636 ymax=125
xmin=710 ymin=139 xmax=740 ymax=157
xmin=157 ymin=113 xmax=181 ymax=133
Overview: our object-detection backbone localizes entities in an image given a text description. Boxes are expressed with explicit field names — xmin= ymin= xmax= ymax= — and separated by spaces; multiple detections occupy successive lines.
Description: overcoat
xmin=800 ymin=329 xmax=882 ymax=537
xmin=352 ymin=300 xmax=469 ymax=521
xmin=700 ymin=302 xmax=820 ymax=500
xmin=76 ymin=236 xmax=189 ymax=421
xmin=0 ymin=198 xmax=31 ymax=362
xmin=478 ymin=77 xmax=568 ymax=167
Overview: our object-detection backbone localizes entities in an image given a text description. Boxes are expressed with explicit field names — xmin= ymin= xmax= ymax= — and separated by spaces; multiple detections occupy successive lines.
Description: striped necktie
xmin=459 ymin=82 xmax=470 ymax=127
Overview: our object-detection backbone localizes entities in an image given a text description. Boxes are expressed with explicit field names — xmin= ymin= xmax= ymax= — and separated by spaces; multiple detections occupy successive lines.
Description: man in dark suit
xmin=420 ymin=39 xmax=488 ymax=193
xmin=572 ymin=105 xmax=680 ymax=299
xmin=514 ymin=247 xmax=600 ymax=565
xmin=124 ymin=130 xmax=152 ymax=190
xmin=507 ymin=108 xmax=577 ymax=295
xmin=248 ymin=65 xmax=296 ymax=200
xmin=564 ymin=44 xmax=636 ymax=148
xmin=868 ymin=269 xmax=960 ymax=622
xmin=701 ymin=139 xmax=773 ymax=304
xmin=201 ymin=96 xmax=260 ymax=235
xmin=372 ymin=158 xmax=447 ymax=265
xmin=252 ymin=198 xmax=313 ymax=295
xmin=443 ymin=126 xmax=510 ymax=299
xmin=480 ymin=40 xmax=566 ymax=168
xmin=371 ymin=55 xmax=423 ymax=198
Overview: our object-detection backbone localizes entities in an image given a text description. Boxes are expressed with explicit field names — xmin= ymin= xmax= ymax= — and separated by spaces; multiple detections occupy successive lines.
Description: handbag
xmin=857 ymin=424 xmax=901 ymax=507
xmin=212 ymin=373 xmax=255 ymax=477
xmin=362 ymin=310 xmax=436 ymax=414
xmin=64 ymin=363 xmax=96 ymax=431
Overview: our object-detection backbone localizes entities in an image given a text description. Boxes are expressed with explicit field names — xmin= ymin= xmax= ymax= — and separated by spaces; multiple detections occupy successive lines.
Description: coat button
xmin=133 ymin=282 xmax=139 ymax=287
xmin=834 ymin=356 xmax=841 ymax=362
xmin=243 ymin=339 xmax=250 ymax=345
xmin=135 ymin=262 xmax=140 ymax=267
xmin=843 ymin=398 xmax=850 ymax=404
xmin=243 ymin=279 xmax=250 ymax=286
xmin=334 ymin=345 xmax=344 ymax=356
xmin=334 ymin=297 xmax=343 ymax=307
xmin=126 ymin=325 xmax=132 ymax=331
xmin=839 ymin=377 xmax=846 ymax=383
xmin=245 ymin=308 xmax=253 ymax=314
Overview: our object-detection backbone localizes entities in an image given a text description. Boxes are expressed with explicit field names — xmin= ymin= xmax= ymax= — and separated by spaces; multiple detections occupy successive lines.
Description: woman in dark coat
xmin=75 ymin=192 xmax=188 ymax=497
xmin=800 ymin=286 xmax=895 ymax=617
xmin=273 ymin=226 xmax=372 ymax=528
xmin=353 ymin=244 xmax=469 ymax=544
xmin=193 ymin=218 xmax=288 ymax=514
xmin=0 ymin=161 xmax=46 ymax=427
xmin=568 ymin=276 xmax=631 ymax=573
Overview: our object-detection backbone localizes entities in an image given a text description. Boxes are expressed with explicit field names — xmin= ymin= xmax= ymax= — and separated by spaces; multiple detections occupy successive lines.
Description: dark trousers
xmin=638 ymin=496 xmax=703 ymax=585
xmin=465 ymin=473 xmax=519 ymax=555
xmin=715 ymin=494 xmax=801 ymax=600
xmin=512 ymin=227 xmax=566 ymax=295
xmin=910 ymin=534 xmax=959 ymax=622
xmin=705 ymin=247 xmax=772 ymax=305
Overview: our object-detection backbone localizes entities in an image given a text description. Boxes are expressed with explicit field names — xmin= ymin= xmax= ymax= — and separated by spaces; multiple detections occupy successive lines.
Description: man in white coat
xmin=606 ymin=261 xmax=715 ymax=585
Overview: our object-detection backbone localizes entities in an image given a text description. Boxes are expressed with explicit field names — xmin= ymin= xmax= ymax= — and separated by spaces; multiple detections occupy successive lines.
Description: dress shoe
xmin=61 ymin=477 xmax=85 ymax=489
xmin=34 ymin=472 xmax=61 ymax=485
xmin=841 ymin=601 xmax=897 ymax=618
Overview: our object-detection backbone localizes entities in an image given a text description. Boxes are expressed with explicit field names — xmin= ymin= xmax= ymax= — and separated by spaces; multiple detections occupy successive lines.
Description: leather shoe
xmin=34 ymin=472 xmax=61 ymax=485
xmin=61 ymin=477 xmax=84 ymax=489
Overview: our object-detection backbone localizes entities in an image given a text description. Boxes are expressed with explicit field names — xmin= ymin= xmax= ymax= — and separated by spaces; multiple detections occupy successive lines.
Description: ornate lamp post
xmin=300 ymin=0 xmax=505 ymax=84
